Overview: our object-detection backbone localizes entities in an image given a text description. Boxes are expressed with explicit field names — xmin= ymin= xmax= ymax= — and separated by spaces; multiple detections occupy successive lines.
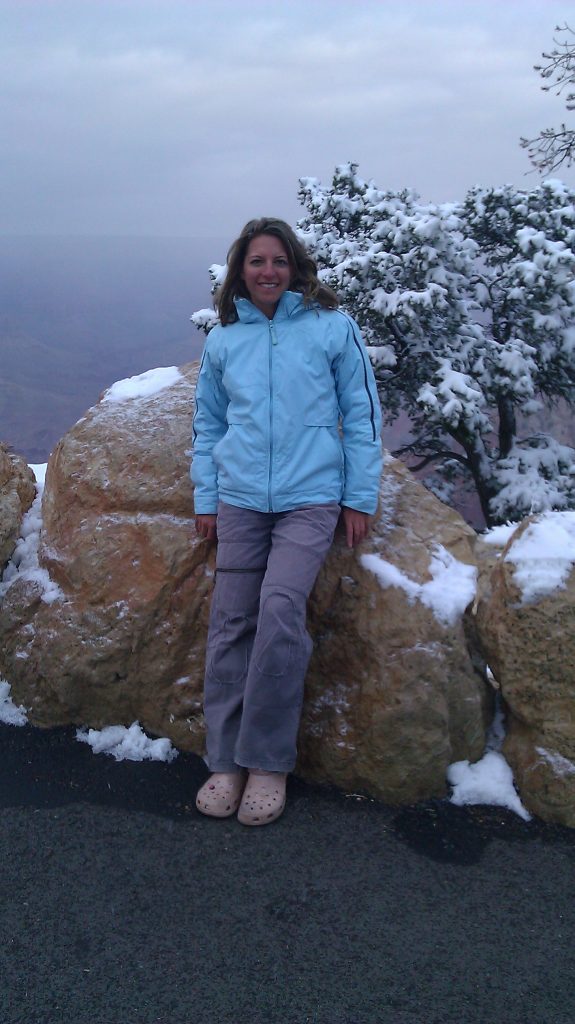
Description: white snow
xmin=481 ymin=522 xmax=519 ymax=547
xmin=0 ymin=679 xmax=28 ymax=726
xmin=361 ymin=545 xmax=477 ymax=626
xmin=0 ymin=465 xmax=63 ymax=605
xmin=504 ymin=510 xmax=575 ymax=603
xmin=190 ymin=307 xmax=219 ymax=332
xmin=536 ymin=746 xmax=575 ymax=778
xmin=102 ymin=366 xmax=183 ymax=403
xmin=448 ymin=750 xmax=531 ymax=821
xmin=491 ymin=438 xmax=575 ymax=524
xmin=190 ymin=263 xmax=226 ymax=333
xmin=29 ymin=463 xmax=47 ymax=485
xmin=448 ymin=701 xmax=531 ymax=821
xmin=76 ymin=721 xmax=178 ymax=762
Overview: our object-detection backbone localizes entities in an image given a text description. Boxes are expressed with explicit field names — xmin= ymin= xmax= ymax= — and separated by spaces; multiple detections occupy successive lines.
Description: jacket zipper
xmin=268 ymin=320 xmax=278 ymax=510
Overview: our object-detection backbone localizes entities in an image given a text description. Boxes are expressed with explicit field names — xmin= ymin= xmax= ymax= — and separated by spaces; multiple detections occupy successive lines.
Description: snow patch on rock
xmin=361 ymin=544 xmax=477 ymax=626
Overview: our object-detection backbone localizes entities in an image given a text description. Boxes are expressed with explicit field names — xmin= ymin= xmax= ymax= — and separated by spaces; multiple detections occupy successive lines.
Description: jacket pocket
xmin=298 ymin=421 xmax=344 ymax=483
xmin=302 ymin=406 xmax=339 ymax=427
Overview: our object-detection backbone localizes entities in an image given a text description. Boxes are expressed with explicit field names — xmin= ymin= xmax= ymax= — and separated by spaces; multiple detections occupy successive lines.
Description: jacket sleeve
xmin=332 ymin=313 xmax=383 ymax=514
xmin=190 ymin=337 xmax=229 ymax=514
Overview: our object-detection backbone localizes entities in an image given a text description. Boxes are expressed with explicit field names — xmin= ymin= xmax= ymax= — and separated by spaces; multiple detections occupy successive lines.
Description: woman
xmin=191 ymin=217 xmax=382 ymax=826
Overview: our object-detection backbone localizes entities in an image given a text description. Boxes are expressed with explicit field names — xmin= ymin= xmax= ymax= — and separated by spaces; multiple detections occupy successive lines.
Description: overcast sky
xmin=2 ymin=0 xmax=574 ymax=241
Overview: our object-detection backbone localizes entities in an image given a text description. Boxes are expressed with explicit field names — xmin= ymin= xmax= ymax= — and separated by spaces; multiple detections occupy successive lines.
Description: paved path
xmin=0 ymin=722 xmax=574 ymax=1024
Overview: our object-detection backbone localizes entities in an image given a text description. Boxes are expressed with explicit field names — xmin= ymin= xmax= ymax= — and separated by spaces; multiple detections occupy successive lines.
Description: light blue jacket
xmin=191 ymin=290 xmax=382 ymax=515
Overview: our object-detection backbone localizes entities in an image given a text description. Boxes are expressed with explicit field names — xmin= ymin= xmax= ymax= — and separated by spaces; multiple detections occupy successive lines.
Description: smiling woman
xmin=190 ymin=216 xmax=383 ymax=827
xmin=213 ymin=217 xmax=340 ymax=326
xmin=241 ymin=234 xmax=292 ymax=319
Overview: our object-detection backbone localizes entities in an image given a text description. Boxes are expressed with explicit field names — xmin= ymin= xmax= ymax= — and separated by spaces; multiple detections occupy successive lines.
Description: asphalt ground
xmin=0 ymin=721 xmax=574 ymax=1024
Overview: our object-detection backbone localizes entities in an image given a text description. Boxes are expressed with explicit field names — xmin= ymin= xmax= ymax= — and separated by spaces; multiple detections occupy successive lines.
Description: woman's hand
xmin=194 ymin=514 xmax=217 ymax=541
xmin=341 ymin=506 xmax=372 ymax=548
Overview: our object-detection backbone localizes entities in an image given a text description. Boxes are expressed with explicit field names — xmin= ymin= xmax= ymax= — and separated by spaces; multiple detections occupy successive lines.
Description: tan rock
xmin=0 ymin=443 xmax=36 ymax=570
xmin=0 ymin=365 xmax=210 ymax=752
xmin=476 ymin=514 xmax=575 ymax=826
xmin=0 ymin=365 xmax=490 ymax=804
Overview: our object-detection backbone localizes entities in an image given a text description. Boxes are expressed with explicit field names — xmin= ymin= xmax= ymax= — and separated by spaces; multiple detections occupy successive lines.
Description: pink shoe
xmin=237 ymin=770 xmax=287 ymax=826
xmin=196 ymin=772 xmax=246 ymax=818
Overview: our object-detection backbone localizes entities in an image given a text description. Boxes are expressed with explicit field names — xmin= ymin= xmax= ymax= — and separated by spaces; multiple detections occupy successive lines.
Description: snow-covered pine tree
xmin=297 ymin=164 xmax=575 ymax=526
xmin=461 ymin=179 xmax=575 ymax=521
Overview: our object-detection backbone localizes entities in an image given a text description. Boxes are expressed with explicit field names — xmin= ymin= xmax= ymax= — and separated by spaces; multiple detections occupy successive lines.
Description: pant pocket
xmin=206 ymin=613 xmax=251 ymax=685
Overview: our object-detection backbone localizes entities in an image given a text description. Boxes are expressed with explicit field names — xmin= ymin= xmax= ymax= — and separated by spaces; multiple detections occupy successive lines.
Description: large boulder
xmin=475 ymin=512 xmax=575 ymax=826
xmin=0 ymin=443 xmax=36 ymax=570
xmin=0 ymin=364 xmax=490 ymax=803
xmin=300 ymin=457 xmax=491 ymax=801
xmin=0 ymin=365 xmax=210 ymax=753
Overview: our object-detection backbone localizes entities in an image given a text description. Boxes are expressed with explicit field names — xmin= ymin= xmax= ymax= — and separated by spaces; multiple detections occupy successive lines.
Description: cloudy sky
xmin=2 ymin=0 xmax=574 ymax=240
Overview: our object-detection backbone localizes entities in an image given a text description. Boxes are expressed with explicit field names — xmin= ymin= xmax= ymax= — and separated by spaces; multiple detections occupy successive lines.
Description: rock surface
xmin=0 ymin=363 xmax=491 ymax=805
xmin=0 ymin=444 xmax=36 ymax=570
xmin=476 ymin=515 xmax=575 ymax=826
xmin=300 ymin=458 xmax=491 ymax=801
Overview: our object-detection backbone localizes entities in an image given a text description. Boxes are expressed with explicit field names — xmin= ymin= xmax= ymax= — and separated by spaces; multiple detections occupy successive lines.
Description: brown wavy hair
xmin=215 ymin=217 xmax=339 ymax=325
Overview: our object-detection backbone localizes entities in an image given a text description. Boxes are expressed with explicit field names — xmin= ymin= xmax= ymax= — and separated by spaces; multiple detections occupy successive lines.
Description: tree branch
xmin=521 ymin=24 xmax=575 ymax=173
xmin=391 ymin=446 xmax=470 ymax=472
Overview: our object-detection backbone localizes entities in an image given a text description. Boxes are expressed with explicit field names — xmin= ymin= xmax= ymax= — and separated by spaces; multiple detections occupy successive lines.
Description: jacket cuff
xmin=192 ymin=497 xmax=218 ymax=515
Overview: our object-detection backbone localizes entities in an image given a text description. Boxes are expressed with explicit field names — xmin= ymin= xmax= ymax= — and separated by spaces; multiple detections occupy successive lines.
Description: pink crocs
xmin=196 ymin=771 xmax=247 ymax=818
xmin=237 ymin=770 xmax=287 ymax=826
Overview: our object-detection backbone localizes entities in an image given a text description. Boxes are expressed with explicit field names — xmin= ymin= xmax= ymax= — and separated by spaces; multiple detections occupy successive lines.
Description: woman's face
xmin=241 ymin=234 xmax=292 ymax=318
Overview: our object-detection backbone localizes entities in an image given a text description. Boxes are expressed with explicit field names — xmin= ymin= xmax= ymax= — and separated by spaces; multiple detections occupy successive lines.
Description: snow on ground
xmin=0 ymin=681 xmax=179 ymax=760
xmin=76 ymin=721 xmax=178 ymax=762
xmin=447 ymin=700 xmax=531 ymax=821
xmin=360 ymin=544 xmax=477 ymax=626
xmin=448 ymin=749 xmax=531 ymax=821
xmin=0 ymin=674 xmax=533 ymax=817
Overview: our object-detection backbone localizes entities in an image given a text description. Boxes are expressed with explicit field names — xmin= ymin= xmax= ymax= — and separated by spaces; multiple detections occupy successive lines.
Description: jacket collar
xmin=234 ymin=290 xmax=307 ymax=324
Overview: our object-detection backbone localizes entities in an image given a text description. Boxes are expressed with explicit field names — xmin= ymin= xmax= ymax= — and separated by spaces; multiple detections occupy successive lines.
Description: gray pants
xmin=204 ymin=501 xmax=340 ymax=773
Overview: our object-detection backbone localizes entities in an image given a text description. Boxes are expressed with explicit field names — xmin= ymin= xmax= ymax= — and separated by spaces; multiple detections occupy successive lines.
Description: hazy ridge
xmin=0 ymin=236 xmax=224 ymax=460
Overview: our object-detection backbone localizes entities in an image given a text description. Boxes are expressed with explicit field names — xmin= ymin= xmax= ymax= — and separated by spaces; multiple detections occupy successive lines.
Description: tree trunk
xmin=451 ymin=428 xmax=498 ymax=527
xmin=497 ymin=396 xmax=516 ymax=458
